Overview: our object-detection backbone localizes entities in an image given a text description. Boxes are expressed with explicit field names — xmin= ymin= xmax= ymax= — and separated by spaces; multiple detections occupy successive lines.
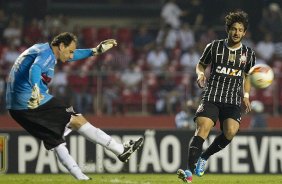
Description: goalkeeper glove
xmin=92 ymin=39 xmax=117 ymax=55
xmin=28 ymin=84 xmax=44 ymax=109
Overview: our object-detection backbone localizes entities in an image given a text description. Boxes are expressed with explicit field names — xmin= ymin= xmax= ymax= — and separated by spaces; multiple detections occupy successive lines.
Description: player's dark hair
xmin=51 ymin=32 xmax=77 ymax=47
xmin=225 ymin=11 xmax=249 ymax=32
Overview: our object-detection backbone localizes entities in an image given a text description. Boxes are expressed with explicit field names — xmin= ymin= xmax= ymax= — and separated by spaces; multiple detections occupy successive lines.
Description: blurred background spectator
xmin=259 ymin=3 xmax=282 ymax=42
xmin=249 ymin=100 xmax=267 ymax=129
xmin=133 ymin=24 xmax=155 ymax=53
xmin=179 ymin=0 xmax=204 ymax=31
xmin=255 ymin=33 xmax=275 ymax=64
xmin=175 ymin=100 xmax=196 ymax=129
xmin=161 ymin=0 xmax=186 ymax=29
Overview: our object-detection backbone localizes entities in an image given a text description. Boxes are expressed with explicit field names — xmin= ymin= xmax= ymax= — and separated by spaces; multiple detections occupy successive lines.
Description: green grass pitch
xmin=0 ymin=174 xmax=282 ymax=184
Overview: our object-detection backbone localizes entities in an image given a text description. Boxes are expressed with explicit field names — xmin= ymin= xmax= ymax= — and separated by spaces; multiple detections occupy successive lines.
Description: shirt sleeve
xmin=29 ymin=53 xmax=47 ymax=86
xmin=244 ymin=50 xmax=256 ymax=74
xmin=68 ymin=49 xmax=93 ymax=62
xmin=199 ymin=42 xmax=213 ymax=65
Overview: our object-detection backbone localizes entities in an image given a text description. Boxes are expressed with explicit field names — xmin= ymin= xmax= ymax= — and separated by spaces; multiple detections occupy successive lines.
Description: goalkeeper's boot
xmin=177 ymin=169 xmax=192 ymax=183
xmin=195 ymin=157 xmax=207 ymax=177
xmin=72 ymin=170 xmax=92 ymax=180
xmin=118 ymin=137 xmax=144 ymax=162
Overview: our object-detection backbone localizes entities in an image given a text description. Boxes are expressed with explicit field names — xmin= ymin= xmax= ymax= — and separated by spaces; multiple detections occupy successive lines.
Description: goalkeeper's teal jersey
xmin=6 ymin=43 xmax=93 ymax=110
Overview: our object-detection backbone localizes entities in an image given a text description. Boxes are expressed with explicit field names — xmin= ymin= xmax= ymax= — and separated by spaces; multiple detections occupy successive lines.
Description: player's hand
xmin=93 ymin=39 xmax=117 ymax=55
xmin=197 ymin=73 xmax=206 ymax=88
xmin=28 ymin=84 xmax=44 ymax=109
xmin=243 ymin=97 xmax=251 ymax=114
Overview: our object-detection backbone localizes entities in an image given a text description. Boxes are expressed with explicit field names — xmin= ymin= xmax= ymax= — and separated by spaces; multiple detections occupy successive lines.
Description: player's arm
xmin=196 ymin=42 xmax=212 ymax=88
xmin=243 ymin=50 xmax=256 ymax=113
xmin=196 ymin=62 xmax=207 ymax=75
xmin=243 ymin=73 xmax=252 ymax=113
xmin=28 ymin=55 xmax=45 ymax=109
xmin=69 ymin=39 xmax=117 ymax=62
xmin=243 ymin=73 xmax=251 ymax=97
xmin=196 ymin=63 xmax=207 ymax=88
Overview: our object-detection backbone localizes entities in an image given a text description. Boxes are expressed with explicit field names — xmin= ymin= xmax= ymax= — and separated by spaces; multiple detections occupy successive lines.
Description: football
xmin=249 ymin=64 xmax=274 ymax=89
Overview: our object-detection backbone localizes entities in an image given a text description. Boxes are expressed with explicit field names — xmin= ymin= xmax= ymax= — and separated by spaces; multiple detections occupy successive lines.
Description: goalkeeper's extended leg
xmin=71 ymin=114 xmax=143 ymax=162
xmin=54 ymin=143 xmax=90 ymax=180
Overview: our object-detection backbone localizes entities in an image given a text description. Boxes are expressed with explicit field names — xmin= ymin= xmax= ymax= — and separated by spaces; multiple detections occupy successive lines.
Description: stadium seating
xmin=97 ymin=27 xmax=113 ymax=42
xmin=81 ymin=27 xmax=98 ymax=47
xmin=116 ymin=27 xmax=133 ymax=44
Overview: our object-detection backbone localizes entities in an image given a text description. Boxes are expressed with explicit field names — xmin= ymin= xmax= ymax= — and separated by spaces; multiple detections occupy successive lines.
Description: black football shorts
xmin=194 ymin=100 xmax=242 ymax=130
xmin=9 ymin=97 xmax=77 ymax=150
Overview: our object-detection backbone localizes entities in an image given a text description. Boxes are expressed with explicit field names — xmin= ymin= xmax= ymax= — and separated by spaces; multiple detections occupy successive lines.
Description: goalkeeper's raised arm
xmin=70 ymin=39 xmax=118 ymax=61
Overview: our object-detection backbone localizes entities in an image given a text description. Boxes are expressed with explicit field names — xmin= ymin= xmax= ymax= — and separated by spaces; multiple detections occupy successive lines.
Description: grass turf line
xmin=0 ymin=174 xmax=282 ymax=184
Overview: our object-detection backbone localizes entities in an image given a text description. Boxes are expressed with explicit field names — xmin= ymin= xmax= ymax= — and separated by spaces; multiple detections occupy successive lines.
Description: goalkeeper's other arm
xmin=28 ymin=84 xmax=44 ymax=109
xmin=92 ymin=39 xmax=117 ymax=56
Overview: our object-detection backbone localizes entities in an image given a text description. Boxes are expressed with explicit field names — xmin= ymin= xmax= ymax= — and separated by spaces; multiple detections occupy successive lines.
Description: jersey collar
xmin=224 ymin=39 xmax=242 ymax=51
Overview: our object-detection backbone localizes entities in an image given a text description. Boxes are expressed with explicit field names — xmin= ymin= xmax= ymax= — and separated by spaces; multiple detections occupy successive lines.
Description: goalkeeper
xmin=6 ymin=32 xmax=143 ymax=180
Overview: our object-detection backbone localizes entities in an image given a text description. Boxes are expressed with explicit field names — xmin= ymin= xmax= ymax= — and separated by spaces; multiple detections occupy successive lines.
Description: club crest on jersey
xmin=228 ymin=54 xmax=236 ymax=62
xmin=240 ymin=53 xmax=247 ymax=64
xmin=216 ymin=66 xmax=242 ymax=76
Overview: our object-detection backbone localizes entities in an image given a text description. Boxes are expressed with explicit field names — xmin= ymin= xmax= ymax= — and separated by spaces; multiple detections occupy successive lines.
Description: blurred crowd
xmin=0 ymin=0 xmax=282 ymax=116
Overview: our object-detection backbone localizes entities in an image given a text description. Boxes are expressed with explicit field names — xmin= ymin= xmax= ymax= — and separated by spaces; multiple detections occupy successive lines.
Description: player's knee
xmin=69 ymin=114 xmax=88 ymax=130
xmin=196 ymin=120 xmax=213 ymax=133
xmin=198 ymin=125 xmax=211 ymax=133
xmin=224 ymin=129 xmax=237 ymax=140
xmin=196 ymin=124 xmax=212 ymax=139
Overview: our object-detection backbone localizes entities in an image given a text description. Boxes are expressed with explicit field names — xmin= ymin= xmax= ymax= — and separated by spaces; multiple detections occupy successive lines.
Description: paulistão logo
xmin=0 ymin=134 xmax=8 ymax=173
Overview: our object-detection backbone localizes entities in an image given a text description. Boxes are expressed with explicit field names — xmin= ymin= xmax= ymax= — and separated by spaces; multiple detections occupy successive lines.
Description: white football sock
xmin=54 ymin=143 xmax=89 ymax=180
xmin=77 ymin=122 xmax=124 ymax=155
